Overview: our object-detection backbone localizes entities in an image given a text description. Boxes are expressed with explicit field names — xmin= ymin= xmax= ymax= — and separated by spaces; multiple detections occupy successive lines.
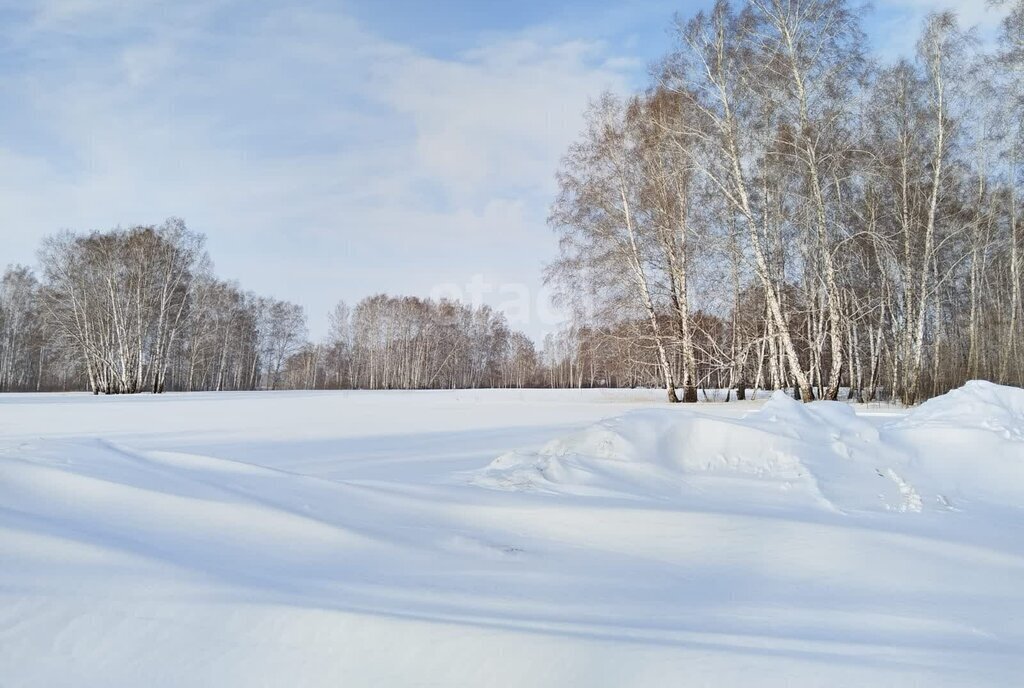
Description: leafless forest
xmin=1 ymin=0 xmax=1021 ymax=402
xmin=0 ymin=221 xmax=534 ymax=394
xmin=545 ymin=0 xmax=1024 ymax=403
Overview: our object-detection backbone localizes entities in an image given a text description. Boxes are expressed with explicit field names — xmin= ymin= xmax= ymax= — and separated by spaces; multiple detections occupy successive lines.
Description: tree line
xmin=2 ymin=0 xmax=1021 ymax=402
xmin=0 ymin=220 xmax=543 ymax=393
xmin=282 ymin=296 xmax=538 ymax=391
xmin=545 ymin=0 xmax=1024 ymax=403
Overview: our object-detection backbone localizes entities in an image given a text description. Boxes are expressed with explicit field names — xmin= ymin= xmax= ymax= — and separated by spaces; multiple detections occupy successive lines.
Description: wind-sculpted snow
xmin=1 ymin=387 xmax=1022 ymax=687
xmin=476 ymin=390 xmax=986 ymax=514
xmin=898 ymin=379 xmax=1024 ymax=438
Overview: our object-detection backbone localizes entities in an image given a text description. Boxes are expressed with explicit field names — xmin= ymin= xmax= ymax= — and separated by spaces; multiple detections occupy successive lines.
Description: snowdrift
xmin=3 ymin=386 xmax=1023 ymax=687
xmin=474 ymin=381 xmax=1024 ymax=515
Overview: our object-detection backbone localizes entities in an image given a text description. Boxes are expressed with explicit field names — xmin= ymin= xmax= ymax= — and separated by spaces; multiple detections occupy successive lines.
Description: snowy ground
xmin=1 ymin=384 xmax=1022 ymax=687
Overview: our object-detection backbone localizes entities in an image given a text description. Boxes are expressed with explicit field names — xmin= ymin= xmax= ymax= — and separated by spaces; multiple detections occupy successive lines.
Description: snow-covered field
xmin=1 ymin=384 xmax=1022 ymax=687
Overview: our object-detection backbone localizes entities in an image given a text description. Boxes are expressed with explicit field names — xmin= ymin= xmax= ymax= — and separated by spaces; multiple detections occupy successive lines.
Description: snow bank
xmin=474 ymin=384 xmax=1024 ymax=515
xmin=889 ymin=380 xmax=1024 ymax=506
xmin=898 ymin=379 xmax=1024 ymax=438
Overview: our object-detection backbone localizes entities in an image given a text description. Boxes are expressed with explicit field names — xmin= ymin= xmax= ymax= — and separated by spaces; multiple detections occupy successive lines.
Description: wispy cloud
xmin=0 ymin=0 xmax=637 ymax=338
xmin=870 ymin=0 xmax=1012 ymax=58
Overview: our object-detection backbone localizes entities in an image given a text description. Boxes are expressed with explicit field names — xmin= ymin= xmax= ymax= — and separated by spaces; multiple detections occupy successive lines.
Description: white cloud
xmin=879 ymin=0 xmax=1007 ymax=28
xmin=0 ymin=1 xmax=637 ymax=339
xmin=872 ymin=0 xmax=1012 ymax=58
xmin=371 ymin=35 xmax=628 ymax=199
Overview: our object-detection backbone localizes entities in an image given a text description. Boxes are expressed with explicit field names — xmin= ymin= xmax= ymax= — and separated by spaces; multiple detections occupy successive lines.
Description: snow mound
xmin=898 ymin=379 xmax=1024 ymax=440
xmin=890 ymin=381 xmax=1024 ymax=506
xmin=473 ymin=384 xmax=1024 ymax=515
xmin=476 ymin=391 xmax=902 ymax=511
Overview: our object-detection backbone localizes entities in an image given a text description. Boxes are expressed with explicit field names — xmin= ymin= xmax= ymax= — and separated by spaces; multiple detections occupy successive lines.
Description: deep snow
xmin=1 ymin=384 xmax=1022 ymax=686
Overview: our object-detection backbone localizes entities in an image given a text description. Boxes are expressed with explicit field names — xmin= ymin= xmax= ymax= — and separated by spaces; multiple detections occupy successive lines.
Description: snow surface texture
xmin=1 ymin=383 xmax=1022 ymax=687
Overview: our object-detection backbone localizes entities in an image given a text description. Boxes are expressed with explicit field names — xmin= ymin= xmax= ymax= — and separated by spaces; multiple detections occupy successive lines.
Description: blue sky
xmin=0 ymin=0 xmax=1010 ymax=340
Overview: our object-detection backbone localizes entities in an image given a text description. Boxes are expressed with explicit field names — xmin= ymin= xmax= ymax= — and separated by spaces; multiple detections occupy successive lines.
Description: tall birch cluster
xmin=547 ymin=0 xmax=1024 ymax=403
xmin=0 ymin=220 xmax=309 ymax=393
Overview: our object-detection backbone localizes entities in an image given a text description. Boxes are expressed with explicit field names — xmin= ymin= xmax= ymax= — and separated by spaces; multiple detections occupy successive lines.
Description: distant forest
xmin=1 ymin=0 xmax=1022 ymax=402
xmin=0 ymin=220 xmax=535 ymax=394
